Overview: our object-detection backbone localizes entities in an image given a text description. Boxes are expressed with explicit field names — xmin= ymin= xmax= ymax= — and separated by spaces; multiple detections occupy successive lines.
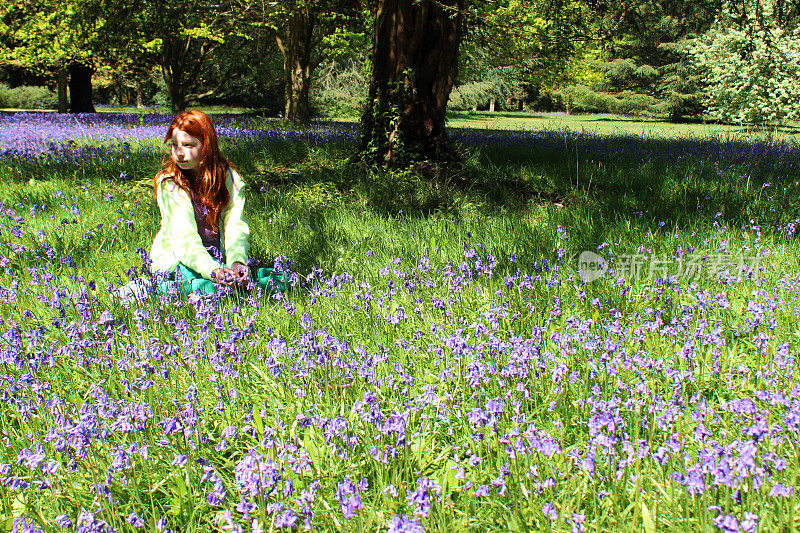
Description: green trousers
xmin=156 ymin=263 xmax=290 ymax=296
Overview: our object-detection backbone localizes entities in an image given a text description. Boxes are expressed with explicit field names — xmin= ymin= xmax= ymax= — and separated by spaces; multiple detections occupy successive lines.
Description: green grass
xmin=332 ymin=109 xmax=800 ymax=141
xmin=446 ymin=110 xmax=800 ymax=141
xmin=1 ymin=118 xmax=800 ymax=532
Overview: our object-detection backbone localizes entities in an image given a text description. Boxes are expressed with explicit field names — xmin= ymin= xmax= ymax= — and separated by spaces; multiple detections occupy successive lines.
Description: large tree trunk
xmin=68 ymin=63 xmax=95 ymax=113
xmin=276 ymin=9 xmax=315 ymax=124
xmin=162 ymin=38 xmax=187 ymax=113
xmin=57 ymin=69 xmax=69 ymax=113
xmin=359 ymin=0 xmax=463 ymax=168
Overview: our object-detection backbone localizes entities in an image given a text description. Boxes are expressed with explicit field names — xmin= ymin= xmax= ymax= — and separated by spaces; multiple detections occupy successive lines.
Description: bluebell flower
xmin=542 ymin=503 xmax=557 ymax=520
xmin=11 ymin=517 xmax=43 ymax=533
xmin=126 ymin=513 xmax=145 ymax=528
xmin=387 ymin=514 xmax=424 ymax=533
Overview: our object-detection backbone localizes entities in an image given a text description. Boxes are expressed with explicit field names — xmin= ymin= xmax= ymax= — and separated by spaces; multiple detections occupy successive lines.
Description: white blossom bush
xmin=690 ymin=0 xmax=800 ymax=124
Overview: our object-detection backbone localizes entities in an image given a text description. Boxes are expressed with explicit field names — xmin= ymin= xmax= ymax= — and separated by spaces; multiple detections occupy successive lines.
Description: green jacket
xmin=150 ymin=168 xmax=250 ymax=279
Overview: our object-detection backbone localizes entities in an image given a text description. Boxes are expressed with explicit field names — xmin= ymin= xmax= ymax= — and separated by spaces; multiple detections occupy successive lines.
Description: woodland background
xmin=2 ymin=0 xmax=799 ymax=127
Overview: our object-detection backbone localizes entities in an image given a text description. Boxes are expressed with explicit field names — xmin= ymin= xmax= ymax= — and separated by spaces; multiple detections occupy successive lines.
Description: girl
xmin=148 ymin=110 xmax=281 ymax=296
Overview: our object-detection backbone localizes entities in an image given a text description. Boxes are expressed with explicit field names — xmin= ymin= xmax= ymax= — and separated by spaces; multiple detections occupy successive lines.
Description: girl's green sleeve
xmin=221 ymin=169 xmax=250 ymax=267
xmin=153 ymin=179 xmax=221 ymax=279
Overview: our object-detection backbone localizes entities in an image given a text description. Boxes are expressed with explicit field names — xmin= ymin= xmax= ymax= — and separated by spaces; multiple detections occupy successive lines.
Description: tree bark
xmin=162 ymin=38 xmax=186 ymax=113
xmin=57 ymin=69 xmax=69 ymax=113
xmin=68 ymin=63 xmax=96 ymax=113
xmin=359 ymin=0 xmax=463 ymax=168
xmin=161 ymin=36 xmax=217 ymax=113
xmin=276 ymin=9 xmax=315 ymax=124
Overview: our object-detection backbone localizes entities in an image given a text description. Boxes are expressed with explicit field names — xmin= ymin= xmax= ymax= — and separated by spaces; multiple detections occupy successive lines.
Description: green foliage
xmin=92 ymin=66 xmax=163 ymax=107
xmin=690 ymin=0 xmax=800 ymax=124
xmin=360 ymin=74 xmax=415 ymax=167
xmin=455 ymin=0 xmax=587 ymax=111
xmin=0 ymin=83 xmax=57 ymax=109
xmin=594 ymin=58 xmax=659 ymax=91
xmin=561 ymin=85 xmax=665 ymax=115
xmin=193 ymin=39 xmax=284 ymax=112
xmin=0 ymin=0 xmax=92 ymax=71
xmin=449 ymin=66 xmax=520 ymax=111
xmin=310 ymin=55 xmax=368 ymax=118
xmin=564 ymin=0 xmax=719 ymax=120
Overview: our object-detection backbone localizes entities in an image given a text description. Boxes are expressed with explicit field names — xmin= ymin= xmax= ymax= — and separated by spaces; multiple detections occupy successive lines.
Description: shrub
xmin=560 ymin=85 xmax=666 ymax=116
xmin=449 ymin=81 xmax=498 ymax=111
xmin=615 ymin=91 xmax=663 ymax=115
xmin=524 ymin=86 xmax=565 ymax=112
xmin=663 ymin=93 xmax=705 ymax=122
xmin=0 ymin=84 xmax=57 ymax=110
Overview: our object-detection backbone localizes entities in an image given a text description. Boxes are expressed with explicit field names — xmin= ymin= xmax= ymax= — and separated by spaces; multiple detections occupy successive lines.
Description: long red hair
xmin=155 ymin=110 xmax=235 ymax=230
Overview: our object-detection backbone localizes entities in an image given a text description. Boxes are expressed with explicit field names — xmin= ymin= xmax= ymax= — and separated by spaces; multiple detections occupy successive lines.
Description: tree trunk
xmin=135 ymin=80 xmax=144 ymax=109
xmin=489 ymin=98 xmax=495 ymax=112
xmin=162 ymin=64 xmax=186 ymax=113
xmin=276 ymin=9 xmax=314 ymax=124
xmin=68 ymin=63 xmax=95 ymax=113
xmin=57 ymin=69 xmax=69 ymax=113
xmin=114 ymin=72 xmax=126 ymax=105
xmin=359 ymin=0 xmax=463 ymax=168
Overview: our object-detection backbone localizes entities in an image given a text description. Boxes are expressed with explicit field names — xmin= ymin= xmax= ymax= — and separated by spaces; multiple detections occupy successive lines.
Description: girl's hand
xmin=212 ymin=267 xmax=237 ymax=286
xmin=232 ymin=262 xmax=250 ymax=285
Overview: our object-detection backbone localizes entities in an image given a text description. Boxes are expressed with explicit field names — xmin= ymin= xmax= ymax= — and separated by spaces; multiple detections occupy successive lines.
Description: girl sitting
xmin=147 ymin=109 xmax=284 ymax=296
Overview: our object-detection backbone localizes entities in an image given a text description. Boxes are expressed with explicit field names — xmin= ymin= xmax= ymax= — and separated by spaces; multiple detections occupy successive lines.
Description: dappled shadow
xmin=248 ymin=127 xmax=800 ymax=259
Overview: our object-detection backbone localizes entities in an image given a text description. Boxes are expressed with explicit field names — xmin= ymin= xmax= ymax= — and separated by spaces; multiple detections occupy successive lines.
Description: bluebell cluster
xmin=0 ymin=113 xmax=358 ymax=164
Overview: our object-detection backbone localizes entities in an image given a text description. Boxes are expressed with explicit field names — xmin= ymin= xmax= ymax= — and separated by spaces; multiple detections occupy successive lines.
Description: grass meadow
xmin=1 ymin=111 xmax=800 ymax=532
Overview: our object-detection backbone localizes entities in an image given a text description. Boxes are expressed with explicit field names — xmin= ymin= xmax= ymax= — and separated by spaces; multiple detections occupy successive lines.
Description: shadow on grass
xmin=222 ymin=129 xmax=800 ymax=277
xmin=250 ymin=131 xmax=800 ymax=229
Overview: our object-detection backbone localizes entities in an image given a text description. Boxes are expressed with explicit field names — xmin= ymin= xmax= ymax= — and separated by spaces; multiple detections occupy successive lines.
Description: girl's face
xmin=170 ymin=129 xmax=202 ymax=171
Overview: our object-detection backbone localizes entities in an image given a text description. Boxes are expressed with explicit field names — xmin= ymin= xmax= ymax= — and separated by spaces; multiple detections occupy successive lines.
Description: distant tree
xmin=454 ymin=0 xmax=586 ymax=112
xmin=198 ymin=32 xmax=286 ymax=112
xmin=90 ymin=0 xmax=251 ymax=113
xmin=253 ymin=0 xmax=365 ymax=123
xmin=94 ymin=61 xmax=162 ymax=108
xmin=311 ymin=52 xmax=369 ymax=117
xmin=576 ymin=0 xmax=720 ymax=120
xmin=691 ymin=0 xmax=800 ymax=124
xmin=0 ymin=0 xmax=95 ymax=112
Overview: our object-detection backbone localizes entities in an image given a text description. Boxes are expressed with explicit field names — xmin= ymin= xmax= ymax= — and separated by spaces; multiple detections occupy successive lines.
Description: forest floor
xmin=1 ymin=112 xmax=799 ymax=532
